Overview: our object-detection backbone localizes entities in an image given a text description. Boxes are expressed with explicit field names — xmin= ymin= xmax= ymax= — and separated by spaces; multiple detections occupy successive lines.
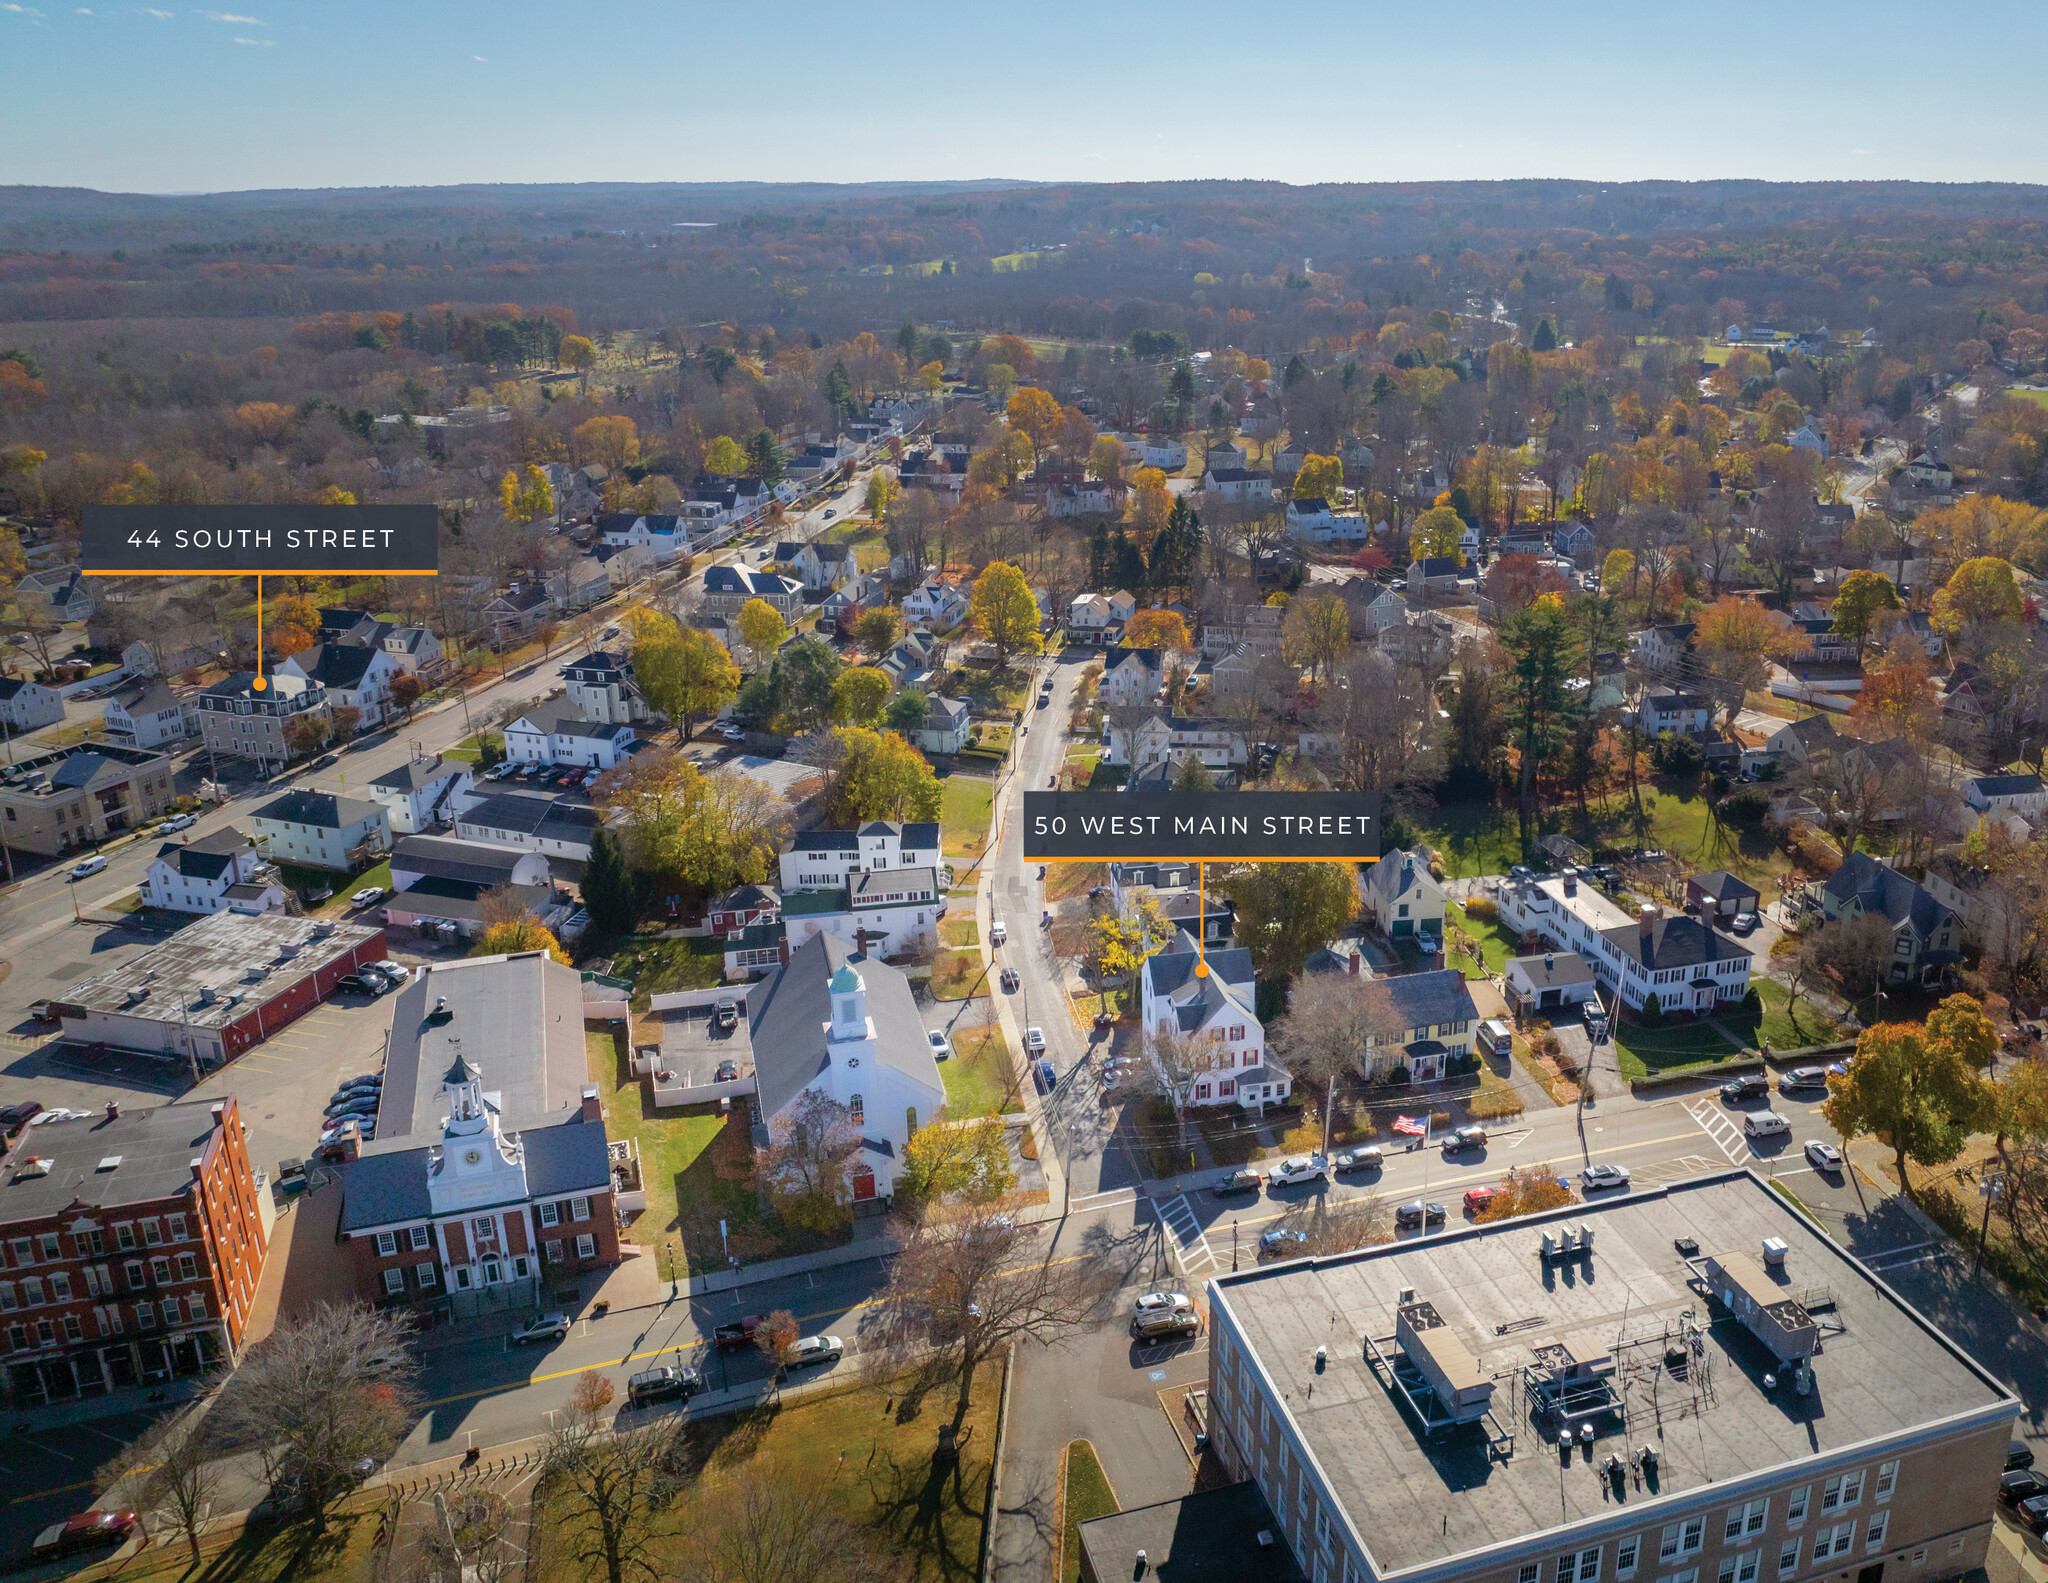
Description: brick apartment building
xmin=336 ymin=952 xmax=619 ymax=1316
xmin=0 ymin=1096 xmax=268 ymax=1406
xmin=1203 ymin=1171 xmax=2017 ymax=1583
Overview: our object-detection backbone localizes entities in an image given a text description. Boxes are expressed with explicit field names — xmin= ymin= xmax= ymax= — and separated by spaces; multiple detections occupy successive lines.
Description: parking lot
xmin=2 ymin=933 xmax=406 ymax=1191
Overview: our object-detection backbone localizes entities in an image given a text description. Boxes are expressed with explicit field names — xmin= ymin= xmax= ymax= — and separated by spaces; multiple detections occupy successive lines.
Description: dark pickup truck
xmin=713 ymin=1315 xmax=764 ymax=1353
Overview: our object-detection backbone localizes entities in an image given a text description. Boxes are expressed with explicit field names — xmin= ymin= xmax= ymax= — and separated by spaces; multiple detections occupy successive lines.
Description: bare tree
xmin=1805 ymin=912 xmax=1899 ymax=1021
xmin=1274 ymin=970 xmax=1402 ymax=1155
xmin=102 ymin=1394 xmax=227 ymax=1567
xmin=870 ymin=1197 xmax=1113 ymax=1437
xmin=208 ymin=1303 xmax=419 ymax=1530
xmin=541 ymin=1411 xmax=691 ymax=1583
xmin=686 ymin=1472 xmax=905 ymax=1583
xmin=1800 ymin=745 xmax=1900 ymax=858
xmin=752 ymin=1089 xmax=860 ymax=1233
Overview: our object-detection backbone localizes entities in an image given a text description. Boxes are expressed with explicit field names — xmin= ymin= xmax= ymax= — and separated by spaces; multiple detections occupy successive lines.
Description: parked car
xmin=324 ymin=1095 xmax=379 ymax=1118
xmin=2000 ymin=1469 xmax=2048 ymax=1510
xmin=990 ymin=920 xmax=1007 ymax=946
xmin=714 ymin=1316 xmax=763 ymax=1353
xmin=713 ymin=998 xmax=739 ymax=1030
xmin=2017 ymin=1493 xmax=2048 ymax=1535
xmin=627 ymin=1365 xmax=703 ymax=1407
xmin=32 ymin=1510 xmax=142 ymax=1559
xmin=160 ymin=814 xmax=197 ymax=834
xmin=2010 ymin=1440 xmax=2038 ymax=1471
xmin=1396 ymin=1200 xmax=1448 ymax=1229
xmin=1463 ymin=1186 xmax=1497 ymax=1214
xmin=1000 ymin=967 xmax=1020 ymax=992
xmin=69 ymin=855 xmax=108 ymax=880
xmin=1780 ymin=1066 xmax=1828 ymax=1091
xmin=1743 ymin=1111 xmax=1793 ymax=1139
xmin=1035 ymin=1058 xmax=1057 ymax=1094
xmin=714 ymin=1058 xmax=739 ymax=1082
xmin=1720 ymin=1073 xmax=1770 ymax=1102
xmin=1581 ymin=1164 xmax=1632 ymax=1191
xmin=25 ymin=1001 xmax=55 ymax=1022
xmin=1133 ymin=1307 xmax=1201 ymax=1339
xmin=1333 ymin=1145 xmax=1383 ymax=1173
xmin=788 ymin=1334 xmax=843 ymax=1367
xmin=335 ymin=973 xmax=386 ymax=996
xmin=1211 ymin=1168 xmax=1263 ymax=1197
xmin=1731 ymin=911 xmax=1759 ymax=935
xmin=0 ymin=1101 xmax=44 ymax=1131
xmin=350 ymin=886 xmax=386 ymax=907
xmin=720 ymin=726 xmax=747 ymax=742
xmin=1259 ymin=1228 xmax=1309 ymax=1258
xmin=1023 ymin=1026 xmax=1046 ymax=1054
xmin=1803 ymin=1140 xmax=1844 ymax=1172
xmin=1266 ymin=1154 xmax=1328 ymax=1187
xmin=1134 ymin=1291 xmax=1193 ymax=1318
xmin=509 ymin=1313 xmax=570 ymax=1346
xmin=370 ymin=960 xmax=409 ymax=984
xmin=1443 ymin=1125 xmax=1488 ymax=1152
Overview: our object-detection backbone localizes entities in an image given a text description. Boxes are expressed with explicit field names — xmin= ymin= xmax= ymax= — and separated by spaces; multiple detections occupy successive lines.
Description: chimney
xmin=1544 ymin=953 xmax=1554 ymax=972
xmin=189 ymin=1158 xmax=205 ymax=1181
xmin=1639 ymin=905 xmax=1656 ymax=942
xmin=210 ymin=1103 xmax=225 ymax=1128
xmin=105 ymin=1100 xmax=119 ymax=1122
xmin=1349 ymin=949 xmax=1361 ymax=977
xmin=580 ymin=1084 xmax=602 ymax=1122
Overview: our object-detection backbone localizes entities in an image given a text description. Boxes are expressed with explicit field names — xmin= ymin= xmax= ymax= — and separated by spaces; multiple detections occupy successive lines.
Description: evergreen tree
xmin=581 ymin=827 xmax=636 ymax=939
xmin=1532 ymin=318 xmax=1558 ymax=352
xmin=1088 ymin=521 xmax=1110 ymax=589
xmin=1109 ymin=529 xmax=1147 ymax=593
xmin=745 ymin=428 xmax=785 ymax=485
xmin=825 ymin=360 xmax=857 ymax=422
xmin=1284 ymin=353 xmax=1310 ymax=388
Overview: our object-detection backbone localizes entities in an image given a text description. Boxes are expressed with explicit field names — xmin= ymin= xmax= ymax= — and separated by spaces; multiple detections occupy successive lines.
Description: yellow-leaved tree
xmin=1293 ymin=453 xmax=1343 ymax=503
xmin=736 ymin=598 xmax=790 ymax=666
xmin=1006 ymin=386 xmax=1064 ymax=463
xmin=1408 ymin=505 xmax=1465 ymax=565
xmin=969 ymin=560 xmax=1044 ymax=670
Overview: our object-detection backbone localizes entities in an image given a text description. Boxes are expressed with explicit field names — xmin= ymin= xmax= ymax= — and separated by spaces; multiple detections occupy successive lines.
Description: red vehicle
xmin=1463 ymin=1186 xmax=1497 ymax=1214
xmin=713 ymin=1315 xmax=763 ymax=1353
xmin=33 ymin=1510 xmax=143 ymax=1559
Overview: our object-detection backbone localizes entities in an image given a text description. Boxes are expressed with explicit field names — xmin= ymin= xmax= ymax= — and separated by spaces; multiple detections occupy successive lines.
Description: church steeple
xmin=829 ymin=960 xmax=867 ymax=1040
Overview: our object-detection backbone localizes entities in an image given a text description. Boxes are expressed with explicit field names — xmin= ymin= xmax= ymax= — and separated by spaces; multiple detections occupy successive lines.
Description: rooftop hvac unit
xmin=195 ymin=985 xmax=216 ymax=1006
xmin=1540 ymin=1229 xmax=1557 ymax=1258
xmin=1760 ymin=1236 xmax=1788 ymax=1268
xmin=1557 ymin=1226 xmax=1578 ymax=1254
xmin=124 ymin=986 xmax=151 ymax=1007
xmin=1577 ymin=1223 xmax=1594 ymax=1253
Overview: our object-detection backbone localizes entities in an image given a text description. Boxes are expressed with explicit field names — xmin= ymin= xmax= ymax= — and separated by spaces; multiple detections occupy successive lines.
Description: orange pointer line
xmin=254 ymin=574 xmax=266 ymax=692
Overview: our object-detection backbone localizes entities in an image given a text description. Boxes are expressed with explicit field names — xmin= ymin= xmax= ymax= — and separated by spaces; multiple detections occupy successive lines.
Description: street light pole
xmin=1974 ymin=1175 xmax=2005 ymax=1279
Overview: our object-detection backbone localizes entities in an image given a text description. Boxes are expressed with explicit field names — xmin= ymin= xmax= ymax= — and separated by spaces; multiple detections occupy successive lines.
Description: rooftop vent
xmin=124 ymin=986 xmax=151 ymax=1007
xmin=196 ymin=985 xmax=216 ymax=1006
xmin=14 ymin=1158 xmax=50 ymax=1179
xmin=309 ymin=921 xmax=335 ymax=939
xmin=95 ymin=1156 xmax=121 ymax=1172
xmin=1760 ymin=1236 xmax=1788 ymax=1268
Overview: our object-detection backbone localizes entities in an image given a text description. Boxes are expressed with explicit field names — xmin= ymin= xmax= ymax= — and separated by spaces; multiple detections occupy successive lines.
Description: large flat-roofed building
xmin=0 ymin=743 xmax=177 ymax=857
xmin=1204 ymin=1172 xmax=2016 ymax=1583
xmin=51 ymin=911 xmax=386 ymax=1069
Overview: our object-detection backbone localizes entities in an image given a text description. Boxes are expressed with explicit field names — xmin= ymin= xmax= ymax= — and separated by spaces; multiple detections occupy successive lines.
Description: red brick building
xmin=337 ymin=953 xmax=619 ymax=1316
xmin=51 ymin=910 xmax=387 ymax=1068
xmin=0 ymin=1096 xmax=268 ymax=1406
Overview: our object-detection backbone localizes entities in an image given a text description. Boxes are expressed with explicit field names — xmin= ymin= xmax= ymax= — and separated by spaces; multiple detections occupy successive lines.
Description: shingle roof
xmin=1411 ymin=557 xmax=1461 ymax=578
xmin=456 ymin=792 xmax=600 ymax=842
xmin=287 ymin=643 xmax=378 ymax=689
xmin=1690 ymin=869 xmax=1760 ymax=904
xmin=50 ymin=751 xmax=131 ymax=791
xmin=746 ymin=934 xmax=938 ymax=1122
xmin=253 ymin=789 xmax=384 ymax=830
xmin=1599 ymin=913 xmax=1754 ymax=973
xmin=509 ymin=708 xmax=630 ymax=742
xmin=108 ymin=680 xmax=181 ymax=716
xmin=1967 ymin=773 xmax=2044 ymax=798
xmin=371 ymin=758 xmax=463 ymax=794
xmin=1822 ymin=851 xmax=1954 ymax=940
xmin=1350 ymin=969 xmax=1480 ymax=1040
xmin=156 ymin=826 xmax=253 ymax=881
xmin=393 ymin=835 xmax=536 ymax=887
xmin=1509 ymin=952 xmax=1596 ymax=989
xmin=1144 ymin=931 xmax=1257 ymax=1033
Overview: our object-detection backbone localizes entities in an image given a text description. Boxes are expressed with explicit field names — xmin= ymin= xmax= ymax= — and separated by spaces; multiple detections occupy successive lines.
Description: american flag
xmin=1391 ymin=1114 xmax=1427 ymax=1137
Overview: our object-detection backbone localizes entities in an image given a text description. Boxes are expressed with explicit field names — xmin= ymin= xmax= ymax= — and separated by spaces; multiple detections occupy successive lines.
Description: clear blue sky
xmin=6 ymin=0 xmax=2046 ymax=193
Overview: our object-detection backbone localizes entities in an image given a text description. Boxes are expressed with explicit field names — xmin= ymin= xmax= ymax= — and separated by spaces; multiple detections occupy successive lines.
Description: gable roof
xmin=49 ymin=751 xmax=133 ymax=791
xmin=1599 ymin=914 xmax=1753 ymax=974
xmin=1822 ymin=851 xmax=1954 ymax=939
xmin=1690 ymin=869 xmax=1761 ymax=905
xmin=1966 ymin=773 xmax=2045 ymax=798
xmin=107 ymin=680 xmax=182 ymax=716
xmin=1351 ymin=969 xmax=1480 ymax=1040
xmin=287 ymin=644 xmax=379 ymax=689
xmin=1509 ymin=952 xmax=1597 ymax=989
xmin=1411 ymin=557 xmax=1462 ymax=578
xmin=1777 ymin=715 xmax=1837 ymax=746
xmin=457 ymin=791 xmax=600 ymax=842
xmin=252 ymin=789 xmax=384 ymax=830
xmin=507 ymin=707 xmax=631 ymax=742
xmin=746 ymin=933 xmax=939 ymax=1121
xmin=1144 ymin=929 xmax=1257 ymax=1032
xmin=371 ymin=758 xmax=465 ymax=793
xmin=392 ymin=835 xmax=535 ymax=887
xmin=156 ymin=826 xmax=254 ymax=881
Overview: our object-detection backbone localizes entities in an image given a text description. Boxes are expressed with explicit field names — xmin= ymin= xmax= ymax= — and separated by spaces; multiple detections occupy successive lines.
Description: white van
xmin=69 ymin=855 xmax=108 ymax=880
xmin=1477 ymin=1019 xmax=1514 ymax=1058
xmin=1743 ymin=1111 xmax=1793 ymax=1139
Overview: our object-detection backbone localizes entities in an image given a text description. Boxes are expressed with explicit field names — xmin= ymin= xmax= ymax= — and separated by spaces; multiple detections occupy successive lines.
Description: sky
xmin=5 ymin=0 xmax=2047 ymax=193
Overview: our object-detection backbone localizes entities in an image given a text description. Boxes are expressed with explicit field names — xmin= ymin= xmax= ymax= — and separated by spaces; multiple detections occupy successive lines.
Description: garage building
xmin=51 ymin=911 xmax=386 ymax=1070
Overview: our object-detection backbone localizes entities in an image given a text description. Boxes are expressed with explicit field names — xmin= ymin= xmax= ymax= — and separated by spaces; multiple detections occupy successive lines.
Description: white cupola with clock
xmin=427 ymin=1043 xmax=528 ymax=1215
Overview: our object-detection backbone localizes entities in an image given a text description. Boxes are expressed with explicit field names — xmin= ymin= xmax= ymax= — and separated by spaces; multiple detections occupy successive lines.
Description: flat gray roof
xmin=55 ymin=912 xmax=382 ymax=1031
xmin=1210 ymin=1171 xmax=2015 ymax=1578
xmin=656 ymin=1003 xmax=754 ymax=1087
xmin=0 ymin=1099 xmax=227 ymax=1220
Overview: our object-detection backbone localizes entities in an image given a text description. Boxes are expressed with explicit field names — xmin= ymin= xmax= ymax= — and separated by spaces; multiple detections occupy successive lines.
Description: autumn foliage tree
xmin=1005 ymin=386 xmax=1064 ymax=463
xmin=1850 ymin=648 xmax=1940 ymax=744
xmin=1829 ymin=568 xmax=1903 ymax=651
xmin=1123 ymin=609 xmax=1192 ymax=652
xmin=827 ymin=727 xmax=942 ymax=823
xmin=1409 ymin=504 xmax=1465 ymax=565
xmin=968 ymin=559 xmax=1043 ymax=670
xmin=573 ymin=414 xmax=640 ymax=473
xmin=1823 ymin=1006 xmax=1991 ymax=1195
xmin=1932 ymin=556 xmax=2024 ymax=637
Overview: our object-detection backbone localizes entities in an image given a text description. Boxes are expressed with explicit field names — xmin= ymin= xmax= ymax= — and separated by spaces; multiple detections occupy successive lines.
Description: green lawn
xmin=1413 ymin=790 xmax=1791 ymax=891
xmin=1444 ymin=900 xmax=1522 ymax=978
xmin=941 ymin=1026 xmax=1023 ymax=1118
xmin=941 ymin=776 xmax=995 ymax=863
xmin=1060 ymin=1441 xmax=1119 ymax=1583
xmin=603 ymin=932 xmax=726 ymax=998
xmin=940 ymin=917 xmax=980 ymax=949
xmin=540 ymin=1362 xmax=1002 ymax=1583
xmin=930 ymin=950 xmax=990 ymax=1001
xmin=1612 ymin=1017 xmax=1744 ymax=1079
xmin=586 ymin=1029 xmax=846 ymax=1273
xmin=1718 ymin=977 xmax=1844 ymax=1053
